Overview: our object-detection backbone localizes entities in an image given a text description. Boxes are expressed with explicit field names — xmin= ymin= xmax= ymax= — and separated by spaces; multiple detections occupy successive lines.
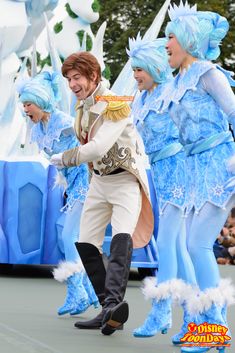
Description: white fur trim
xmin=53 ymin=261 xmax=84 ymax=282
xmin=170 ymin=279 xmax=197 ymax=304
xmin=141 ymin=278 xmax=193 ymax=302
xmin=53 ymin=171 xmax=68 ymax=191
xmin=186 ymin=279 xmax=235 ymax=315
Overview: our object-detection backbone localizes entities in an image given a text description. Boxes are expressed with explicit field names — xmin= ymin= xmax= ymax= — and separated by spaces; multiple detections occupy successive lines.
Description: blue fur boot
xmin=82 ymin=272 xmax=99 ymax=309
xmin=69 ymin=273 xmax=90 ymax=315
xmin=221 ymin=305 xmax=231 ymax=341
xmin=181 ymin=304 xmax=227 ymax=353
xmin=172 ymin=303 xmax=192 ymax=345
xmin=133 ymin=297 xmax=172 ymax=338
xmin=53 ymin=262 xmax=90 ymax=316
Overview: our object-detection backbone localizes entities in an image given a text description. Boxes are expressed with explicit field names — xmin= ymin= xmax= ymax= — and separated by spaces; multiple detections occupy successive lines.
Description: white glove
xmin=50 ymin=153 xmax=64 ymax=169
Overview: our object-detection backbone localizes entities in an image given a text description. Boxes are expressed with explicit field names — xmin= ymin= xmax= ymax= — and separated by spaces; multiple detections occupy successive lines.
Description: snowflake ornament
xmin=171 ymin=186 xmax=184 ymax=199
xmin=211 ymin=184 xmax=224 ymax=197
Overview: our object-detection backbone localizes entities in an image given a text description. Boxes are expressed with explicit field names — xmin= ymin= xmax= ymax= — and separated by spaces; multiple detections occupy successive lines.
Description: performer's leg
xmin=101 ymin=172 xmax=141 ymax=335
xmin=74 ymin=175 xmax=112 ymax=329
xmin=180 ymin=195 xmax=235 ymax=353
xmin=133 ymin=205 xmax=190 ymax=338
xmin=172 ymin=215 xmax=197 ymax=345
xmin=53 ymin=201 xmax=90 ymax=316
xmin=62 ymin=200 xmax=84 ymax=261
xmin=176 ymin=218 xmax=197 ymax=286
xmin=157 ymin=204 xmax=184 ymax=283
xmin=187 ymin=195 xmax=235 ymax=291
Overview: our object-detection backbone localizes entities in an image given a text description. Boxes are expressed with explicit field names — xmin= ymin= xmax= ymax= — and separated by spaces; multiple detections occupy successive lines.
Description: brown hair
xmin=62 ymin=52 xmax=101 ymax=84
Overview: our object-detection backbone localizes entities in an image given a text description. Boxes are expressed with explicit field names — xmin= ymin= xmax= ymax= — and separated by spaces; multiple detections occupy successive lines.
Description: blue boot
xmin=82 ymin=272 xmax=99 ymax=309
xmin=53 ymin=261 xmax=90 ymax=316
xmin=172 ymin=303 xmax=192 ymax=345
xmin=58 ymin=272 xmax=90 ymax=316
xmin=181 ymin=304 xmax=228 ymax=353
xmin=221 ymin=305 xmax=231 ymax=341
xmin=133 ymin=297 xmax=172 ymax=338
xmin=69 ymin=273 xmax=90 ymax=315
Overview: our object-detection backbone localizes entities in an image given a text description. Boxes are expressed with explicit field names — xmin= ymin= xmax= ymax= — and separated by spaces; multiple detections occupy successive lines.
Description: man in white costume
xmin=51 ymin=51 xmax=153 ymax=335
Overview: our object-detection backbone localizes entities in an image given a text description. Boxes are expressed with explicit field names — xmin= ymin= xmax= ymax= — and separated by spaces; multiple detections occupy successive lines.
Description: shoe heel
xmin=161 ymin=328 xmax=168 ymax=334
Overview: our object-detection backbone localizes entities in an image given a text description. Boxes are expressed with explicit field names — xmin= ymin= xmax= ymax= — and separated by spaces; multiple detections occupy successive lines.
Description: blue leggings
xmin=187 ymin=195 xmax=235 ymax=291
xmin=176 ymin=220 xmax=197 ymax=286
xmin=57 ymin=200 xmax=83 ymax=262
xmin=157 ymin=204 xmax=196 ymax=285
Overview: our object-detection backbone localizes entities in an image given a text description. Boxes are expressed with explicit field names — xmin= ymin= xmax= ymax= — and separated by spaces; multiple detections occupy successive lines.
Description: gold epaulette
xmin=102 ymin=101 xmax=131 ymax=122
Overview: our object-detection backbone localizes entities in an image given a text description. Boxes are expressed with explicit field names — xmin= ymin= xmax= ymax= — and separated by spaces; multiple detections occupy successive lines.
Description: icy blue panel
xmin=18 ymin=183 xmax=42 ymax=253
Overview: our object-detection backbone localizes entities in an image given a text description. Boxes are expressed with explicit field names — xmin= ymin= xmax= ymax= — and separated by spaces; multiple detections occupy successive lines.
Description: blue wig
xmin=19 ymin=71 xmax=61 ymax=113
xmin=126 ymin=34 xmax=173 ymax=84
xmin=165 ymin=1 xmax=229 ymax=60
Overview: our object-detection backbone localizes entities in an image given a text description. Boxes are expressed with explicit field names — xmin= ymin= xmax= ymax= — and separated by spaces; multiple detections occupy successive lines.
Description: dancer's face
xmin=23 ymin=102 xmax=48 ymax=123
xmin=133 ymin=68 xmax=155 ymax=92
xmin=66 ymin=69 xmax=98 ymax=100
xmin=166 ymin=34 xmax=189 ymax=69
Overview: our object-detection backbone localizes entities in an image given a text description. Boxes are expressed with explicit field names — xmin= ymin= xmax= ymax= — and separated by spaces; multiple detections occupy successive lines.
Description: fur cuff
xmin=53 ymin=261 xmax=84 ymax=282
xmin=186 ymin=279 xmax=235 ymax=315
xmin=141 ymin=277 xmax=193 ymax=302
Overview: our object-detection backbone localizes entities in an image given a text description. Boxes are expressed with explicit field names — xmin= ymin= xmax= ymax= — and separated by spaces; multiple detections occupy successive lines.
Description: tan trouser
xmin=79 ymin=171 xmax=142 ymax=252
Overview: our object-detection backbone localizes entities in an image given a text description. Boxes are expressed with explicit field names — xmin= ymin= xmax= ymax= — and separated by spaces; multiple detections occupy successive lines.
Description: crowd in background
xmin=214 ymin=208 xmax=235 ymax=264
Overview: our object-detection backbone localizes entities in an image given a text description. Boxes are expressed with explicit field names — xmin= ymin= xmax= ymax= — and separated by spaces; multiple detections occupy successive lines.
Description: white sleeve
xmin=78 ymin=117 xmax=129 ymax=163
xmin=201 ymin=68 xmax=235 ymax=131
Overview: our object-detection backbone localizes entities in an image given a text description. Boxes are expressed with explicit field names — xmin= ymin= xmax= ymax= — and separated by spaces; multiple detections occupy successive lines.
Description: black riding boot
xmin=74 ymin=243 xmax=106 ymax=329
xmin=101 ymin=233 xmax=133 ymax=335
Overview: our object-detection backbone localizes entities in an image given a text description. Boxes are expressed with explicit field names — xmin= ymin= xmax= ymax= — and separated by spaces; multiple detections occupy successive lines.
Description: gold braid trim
xmin=102 ymin=101 xmax=130 ymax=122
xmin=75 ymin=100 xmax=81 ymax=110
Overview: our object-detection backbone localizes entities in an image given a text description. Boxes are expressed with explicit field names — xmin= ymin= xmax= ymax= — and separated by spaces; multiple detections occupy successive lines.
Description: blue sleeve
xmin=201 ymin=68 xmax=235 ymax=131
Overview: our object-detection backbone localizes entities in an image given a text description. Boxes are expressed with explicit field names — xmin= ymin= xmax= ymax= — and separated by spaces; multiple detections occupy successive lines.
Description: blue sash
xmin=184 ymin=131 xmax=233 ymax=156
xmin=149 ymin=142 xmax=183 ymax=164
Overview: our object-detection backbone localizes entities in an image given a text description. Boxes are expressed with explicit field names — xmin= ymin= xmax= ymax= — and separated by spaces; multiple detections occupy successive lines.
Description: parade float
xmin=0 ymin=0 xmax=170 ymax=272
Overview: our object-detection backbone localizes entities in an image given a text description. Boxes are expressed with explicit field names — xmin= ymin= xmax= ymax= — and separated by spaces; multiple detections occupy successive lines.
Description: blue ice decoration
xmin=0 ymin=159 xmax=64 ymax=264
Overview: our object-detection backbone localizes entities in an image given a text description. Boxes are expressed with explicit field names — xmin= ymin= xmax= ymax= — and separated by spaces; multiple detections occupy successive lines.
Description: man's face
xmin=66 ymin=69 xmax=97 ymax=100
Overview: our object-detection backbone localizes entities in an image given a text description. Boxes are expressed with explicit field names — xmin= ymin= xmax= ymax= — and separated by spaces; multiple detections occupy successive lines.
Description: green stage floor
xmin=0 ymin=265 xmax=234 ymax=353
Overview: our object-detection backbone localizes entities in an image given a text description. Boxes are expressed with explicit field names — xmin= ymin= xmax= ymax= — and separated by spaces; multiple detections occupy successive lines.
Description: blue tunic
xmin=132 ymin=85 xmax=185 ymax=214
xmin=31 ymin=109 xmax=89 ymax=210
xmin=160 ymin=61 xmax=235 ymax=214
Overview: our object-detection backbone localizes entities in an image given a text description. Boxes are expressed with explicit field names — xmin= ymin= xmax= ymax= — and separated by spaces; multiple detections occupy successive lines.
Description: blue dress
xmin=31 ymin=109 xmax=89 ymax=211
xmin=132 ymin=85 xmax=185 ymax=214
xmin=160 ymin=61 xmax=235 ymax=214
